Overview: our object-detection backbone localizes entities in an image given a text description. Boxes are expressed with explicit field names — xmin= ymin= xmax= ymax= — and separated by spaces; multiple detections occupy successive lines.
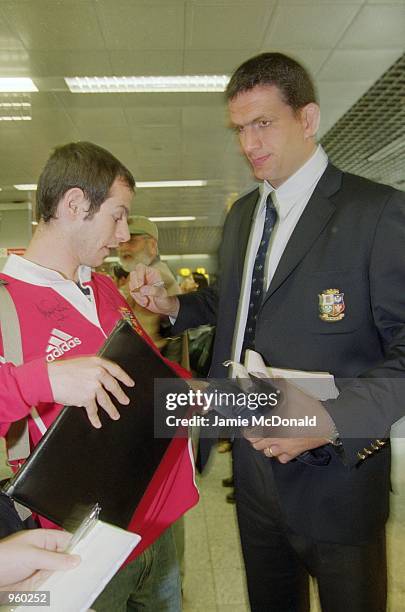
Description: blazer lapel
xmin=265 ymin=164 xmax=342 ymax=300
xmin=236 ymin=188 xmax=260 ymax=286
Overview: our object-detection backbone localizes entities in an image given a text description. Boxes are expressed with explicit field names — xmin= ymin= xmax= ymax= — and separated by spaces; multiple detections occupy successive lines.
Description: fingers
xmin=100 ymin=359 xmax=134 ymax=388
xmin=84 ymin=399 xmax=102 ymax=429
xmin=129 ymin=263 xmax=161 ymax=292
xmin=30 ymin=529 xmax=73 ymax=552
xmin=29 ymin=547 xmax=80 ymax=571
xmin=99 ymin=370 xmax=130 ymax=406
xmin=96 ymin=387 xmax=120 ymax=421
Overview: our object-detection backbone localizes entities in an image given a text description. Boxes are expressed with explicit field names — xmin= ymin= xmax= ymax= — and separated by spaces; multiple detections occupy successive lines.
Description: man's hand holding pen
xmin=129 ymin=263 xmax=180 ymax=317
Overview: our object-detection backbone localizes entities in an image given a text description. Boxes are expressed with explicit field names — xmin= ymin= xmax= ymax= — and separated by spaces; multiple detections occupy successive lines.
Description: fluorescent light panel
xmin=14 ymin=184 xmax=37 ymax=190
xmin=0 ymin=102 xmax=31 ymax=108
xmin=0 ymin=116 xmax=31 ymax=121
xmin=65 ymin=75 xmax=229 ymax=93
xmin=0 ymin=78 xmax=38 ymax=93
xmin=13 ymin=183 xmax=203 ymax=192
xmin=149 ymin=216 xmax=196 ymax=222
xmin=137 ymin=180 xmax=207 ymax=188
xmin=162 ymin=254 xmax=211 ymax=260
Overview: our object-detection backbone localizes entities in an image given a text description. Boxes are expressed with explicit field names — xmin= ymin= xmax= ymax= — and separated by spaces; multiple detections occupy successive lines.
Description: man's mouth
xmin=250 ymin=154 xmax=271 ymax=167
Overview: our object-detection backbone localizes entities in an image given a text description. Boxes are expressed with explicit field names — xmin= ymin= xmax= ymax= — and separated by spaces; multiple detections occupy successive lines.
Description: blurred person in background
xmin=118 ymin=216 xmax=181 ymax=351
xmin=112 ymin=264 xmax=129 ymax=295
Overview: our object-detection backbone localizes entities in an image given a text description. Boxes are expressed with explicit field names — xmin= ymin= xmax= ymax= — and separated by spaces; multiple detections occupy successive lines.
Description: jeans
xmin=93 ymin=527 xmax=181 ymax=612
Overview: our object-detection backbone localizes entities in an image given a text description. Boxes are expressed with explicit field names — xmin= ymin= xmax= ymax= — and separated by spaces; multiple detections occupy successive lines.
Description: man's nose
xmin=242 ymin=126 xmax=260 ymax=153
xmin=118 ymin=221 xmax=130 ymax=243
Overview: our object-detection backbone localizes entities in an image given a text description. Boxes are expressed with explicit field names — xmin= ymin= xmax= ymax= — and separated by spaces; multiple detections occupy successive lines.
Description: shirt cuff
xmin=14 ymin=358 xmax=54 ymax=406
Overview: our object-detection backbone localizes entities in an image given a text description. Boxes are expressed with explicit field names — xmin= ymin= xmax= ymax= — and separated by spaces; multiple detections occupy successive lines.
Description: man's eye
xmin=258 ymin=120 xmax=271 ymax=128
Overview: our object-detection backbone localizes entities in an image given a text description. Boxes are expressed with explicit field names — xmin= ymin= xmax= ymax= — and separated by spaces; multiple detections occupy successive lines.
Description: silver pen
xmin=65 ymin=503 xmax=101 ymax=553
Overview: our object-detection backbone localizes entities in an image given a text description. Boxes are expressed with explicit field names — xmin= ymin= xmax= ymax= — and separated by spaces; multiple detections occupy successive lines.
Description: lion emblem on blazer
xmin=318 ymin=289 xmax=345 ymax=322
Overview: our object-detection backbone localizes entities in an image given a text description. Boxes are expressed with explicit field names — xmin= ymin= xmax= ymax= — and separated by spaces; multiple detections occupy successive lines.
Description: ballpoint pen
xmin=131 ymin=280 xmax=165 ymax=293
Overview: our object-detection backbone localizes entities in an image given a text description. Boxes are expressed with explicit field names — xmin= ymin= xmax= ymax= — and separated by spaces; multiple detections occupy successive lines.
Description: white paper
xmin=16 ymin=521 xmax=141 ymax=612
xmin=244 ymin=349 xmax=339 ymax=401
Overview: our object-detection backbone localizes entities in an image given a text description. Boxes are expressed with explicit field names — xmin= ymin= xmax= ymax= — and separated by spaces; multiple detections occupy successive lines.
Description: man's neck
xmin=268 ymin=143 xmax=318 ymax=189
xmin=24 ymin=222 xmax=79 ymax=281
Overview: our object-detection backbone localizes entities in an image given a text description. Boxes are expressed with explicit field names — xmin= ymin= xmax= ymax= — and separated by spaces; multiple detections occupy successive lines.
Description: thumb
xmin=30 ymin=548 xmax=81 ymax=572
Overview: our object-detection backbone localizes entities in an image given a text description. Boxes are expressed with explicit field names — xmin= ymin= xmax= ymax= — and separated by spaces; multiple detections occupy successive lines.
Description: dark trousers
xmin=233 ymin=440 xmax=387 ymax=612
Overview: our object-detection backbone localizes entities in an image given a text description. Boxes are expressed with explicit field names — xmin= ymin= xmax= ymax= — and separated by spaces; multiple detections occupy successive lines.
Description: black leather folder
xmin=3 ymin=320 xmax=189 ymax=530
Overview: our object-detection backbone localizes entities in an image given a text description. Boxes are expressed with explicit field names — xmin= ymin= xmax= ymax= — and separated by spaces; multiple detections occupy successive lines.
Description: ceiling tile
xmin=28 ymin=51 xmax=113 ymax=77
xmin=109 ymin=50 xmax=183 ymax=75
xmin=97 ymin=2 xmax=185 ymax=50
xmin=0 ymin=49 xmax=33 ymax=75
xmin=66 ymin=107 xmax=127 ymax=129
xmin=124 ymin=106 xmax=182 ymax=127
xmin=0 ymin=14 xmax=25 ymax=50
xmin=265 ymin=3 xmax=360 ymax=48
xmin=186 ymin=2 xmax=275 ymax=50
xmin=1 ymin=1 xmax=105 ymax=50
xmin=182 ymin=106 xmax=228 ymax=128
xmin=318 ymin=49 xmax=403 ymax=81
xmin=339 ymin=5 xmax=405 ymax=49
xmin=183 ymin=49 xmax=259 ymax=73
xmin=73 ymin=124 xmax=132 ymax=145
xmin=131 ymin=125 xmax=182 ymax=156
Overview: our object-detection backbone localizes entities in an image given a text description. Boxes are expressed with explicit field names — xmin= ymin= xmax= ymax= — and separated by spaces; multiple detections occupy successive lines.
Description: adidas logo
xmin=46 ymin=328 xmax=82 ymax=362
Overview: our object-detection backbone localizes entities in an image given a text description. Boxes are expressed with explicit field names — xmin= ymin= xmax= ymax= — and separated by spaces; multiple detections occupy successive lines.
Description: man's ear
xmin=301 ymin=103 xmax=320 ymax=139
xmin=59 ymin=187 xmax=88 ymax=219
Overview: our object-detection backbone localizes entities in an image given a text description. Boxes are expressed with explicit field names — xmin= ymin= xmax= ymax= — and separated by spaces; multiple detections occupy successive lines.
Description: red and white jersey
xmin=0 ymin=254 xmax=198 ymax=559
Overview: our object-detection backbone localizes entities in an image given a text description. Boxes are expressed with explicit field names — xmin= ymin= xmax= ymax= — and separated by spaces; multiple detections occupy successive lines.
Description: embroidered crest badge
xmin=118 ymin=306 xmax=145 ymax=336
xmin=318 ymin=289 xmax=345 ymax=322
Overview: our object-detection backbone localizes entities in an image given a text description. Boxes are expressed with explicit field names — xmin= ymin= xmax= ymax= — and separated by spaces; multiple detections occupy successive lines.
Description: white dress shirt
xmin=232 ymin=145 xmax=329 ymax=363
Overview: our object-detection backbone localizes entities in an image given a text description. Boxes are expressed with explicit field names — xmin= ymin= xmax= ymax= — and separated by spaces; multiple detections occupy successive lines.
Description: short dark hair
xmin=36 ymin=141 xmax=135 ymax=222
xmin=225 ymin=52 xmax=318 ymax=112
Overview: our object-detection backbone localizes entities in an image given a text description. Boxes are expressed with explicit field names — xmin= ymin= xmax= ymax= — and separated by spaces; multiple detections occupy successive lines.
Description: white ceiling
xmin=0 ymin=0 xmax=403 ymax=254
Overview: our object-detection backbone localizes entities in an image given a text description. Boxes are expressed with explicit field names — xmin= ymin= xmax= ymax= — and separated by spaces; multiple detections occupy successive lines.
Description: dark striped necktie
xmin=242 ymin=191 xmax=278 ymax=356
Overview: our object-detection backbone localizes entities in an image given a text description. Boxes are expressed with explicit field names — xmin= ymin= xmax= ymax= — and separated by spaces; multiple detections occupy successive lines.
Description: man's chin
xmin=119 ymin=258 xmax=136 ymax=273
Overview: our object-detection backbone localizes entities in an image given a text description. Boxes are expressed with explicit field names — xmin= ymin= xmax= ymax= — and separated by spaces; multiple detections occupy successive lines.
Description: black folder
xmin=3 ymin=320 xmax=189 ymax=530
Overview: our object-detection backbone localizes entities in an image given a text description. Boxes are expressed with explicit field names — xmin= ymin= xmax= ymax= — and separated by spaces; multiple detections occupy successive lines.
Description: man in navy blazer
xmin=131 ymin=53 xmax=405 ymax=611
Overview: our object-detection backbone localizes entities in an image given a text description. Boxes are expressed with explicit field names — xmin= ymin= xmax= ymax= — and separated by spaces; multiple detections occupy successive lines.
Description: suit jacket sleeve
xmin=171 ymin=286 xmax=218 ymax=334
xmin=325 ymin=187 xmax=405 ymax=466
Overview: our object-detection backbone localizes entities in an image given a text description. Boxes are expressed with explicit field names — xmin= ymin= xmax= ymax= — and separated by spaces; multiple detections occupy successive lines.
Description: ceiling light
xmin=0 ymin=78 xmax=38 ymax=93
xmin=149 ymin=216 xmax=196 ymax=222
xmin=367 ymin=136 xmax=405 ymax=162
xmin=0 ymin=102 xmax=31 ymax=108
xmin=65 ymin=75 xmax=229 ymax=93
xmin=0 ymin=116 xmax=31 ymax=121
xmin=137 ymin=180 xmax=207 ymax=188
xmin=14 ymin=184 xmax=37 ymax=190
xmin=162 ymin=254 xmax=211 ymax=260
xmin=31 ymin=221 xmax=38 ymax=226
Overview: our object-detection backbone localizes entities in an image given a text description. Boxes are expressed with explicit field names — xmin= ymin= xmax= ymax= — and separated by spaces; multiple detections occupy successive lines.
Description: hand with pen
xmin=129 ymin=263 xmax=180 ymax=318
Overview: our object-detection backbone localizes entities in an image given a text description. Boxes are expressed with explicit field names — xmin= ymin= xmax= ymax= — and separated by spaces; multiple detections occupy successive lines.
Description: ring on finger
xmin=264 ymin=446 xmax=274 ymax=458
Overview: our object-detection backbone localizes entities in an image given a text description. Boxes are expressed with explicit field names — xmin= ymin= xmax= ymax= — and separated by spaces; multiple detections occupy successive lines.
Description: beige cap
xmin=128 ymin=216 xmax=158 ymax=241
